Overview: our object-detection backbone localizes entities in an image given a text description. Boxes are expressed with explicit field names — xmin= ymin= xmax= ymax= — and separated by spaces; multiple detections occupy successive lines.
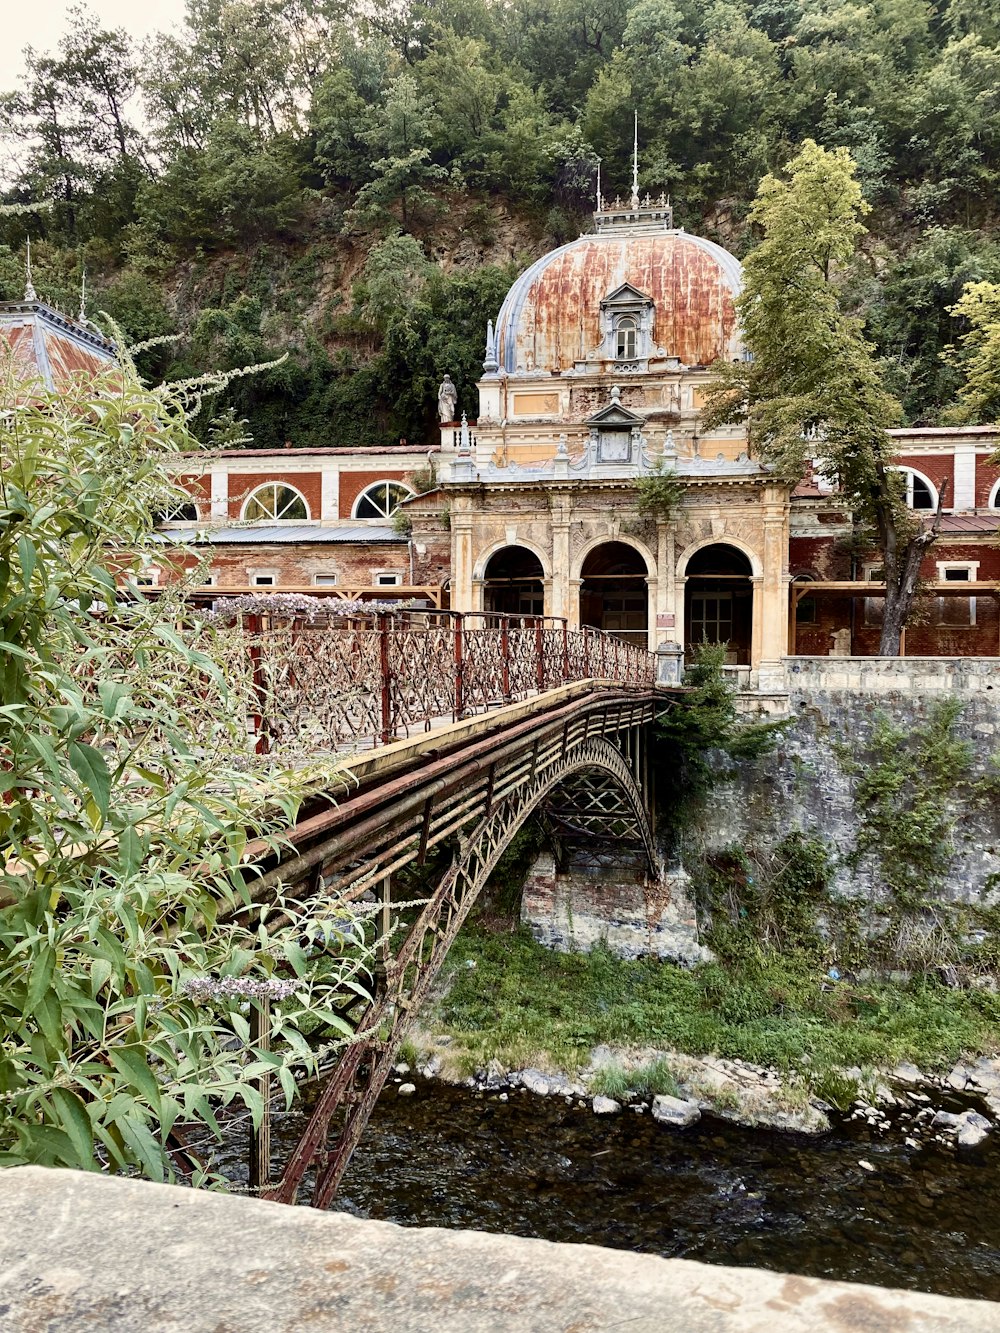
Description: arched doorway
xmin=684 ymin=544 xmax=753 ymax=664
xmin=483 ymin=546 xmax=545 ymax=616
xmin=580 ymin=542 xmax=649 ymax=647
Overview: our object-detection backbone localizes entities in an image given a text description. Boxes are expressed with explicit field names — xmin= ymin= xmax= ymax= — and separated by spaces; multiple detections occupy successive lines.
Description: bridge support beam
xmin=521 ymin=852 xmax=707 ymax=967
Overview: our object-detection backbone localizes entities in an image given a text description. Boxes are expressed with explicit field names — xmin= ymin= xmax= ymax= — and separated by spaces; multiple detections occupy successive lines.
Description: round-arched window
xmin=615 ymin=317 xmax=638 ymax=361
xmin=895 ymin=468 xmax=937 ymax=511
xmin=241 ymin=483 xmax=309 ymax=522
xmin=353 ymin=481 xmax=412 ymax=520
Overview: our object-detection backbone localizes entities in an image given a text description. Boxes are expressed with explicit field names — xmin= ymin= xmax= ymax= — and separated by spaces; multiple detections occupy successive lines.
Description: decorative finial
xmin=596 ymin=160 xmax=603 ymax=213
xmin=483 ymin=318 xmax=499 ymax=374
xmin=611 ymin=384 xmax=622 ymax=404
xmin=78 ymin=265 xmax=87 ymax=323
xmin=630 ymin=110 xmax=640 ymax=209
xmin=24 ymin=238 xmax=36 ymax=302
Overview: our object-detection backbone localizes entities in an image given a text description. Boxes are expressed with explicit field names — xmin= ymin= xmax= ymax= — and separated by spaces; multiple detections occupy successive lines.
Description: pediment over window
xmin=600 ymin=282 xmax=652 ymax=310
xmin=596 ymin=283 xmax=655 ymax=364
xmin=583 ymin=401 xmax=644 ymax=429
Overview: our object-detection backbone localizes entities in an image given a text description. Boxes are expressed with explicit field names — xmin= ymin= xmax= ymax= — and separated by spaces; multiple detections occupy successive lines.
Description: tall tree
xmin=945 ymin=279 xmax=1000 ymax=423
xmin=703 ymin=140 xmax=942 ymax=656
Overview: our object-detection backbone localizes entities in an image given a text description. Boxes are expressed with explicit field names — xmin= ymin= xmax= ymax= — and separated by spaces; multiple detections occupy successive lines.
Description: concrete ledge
xmin=1 ymin=1168 xmax=998 ymax=1331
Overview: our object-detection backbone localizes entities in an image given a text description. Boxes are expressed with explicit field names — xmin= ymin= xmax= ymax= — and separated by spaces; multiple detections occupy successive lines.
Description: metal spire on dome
xmin=78 ymin=265 xmax=87 ymax=323
xmin=24 ymin=238 xmax=37 ymax=301
xmin=596 ymin=160 xmax=603 ymax=213
xmin=631 ymin=111 xmax=640 ymax=209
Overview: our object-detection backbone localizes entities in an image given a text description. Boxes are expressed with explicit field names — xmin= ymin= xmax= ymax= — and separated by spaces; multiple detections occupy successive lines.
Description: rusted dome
xmin=493 ymin=230 xmax=742 ymax=374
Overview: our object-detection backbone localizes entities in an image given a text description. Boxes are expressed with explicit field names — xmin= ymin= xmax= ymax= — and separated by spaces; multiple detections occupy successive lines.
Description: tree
xmin=352 ymin=74 xmax=448 ymax=227
xmin=0 ymin=341 xmax=371 ymax=1182
xmin=702 ymin=140 xmax=941 ymax=656
xmin=945 ymin=280 xmax=1000 ymax=424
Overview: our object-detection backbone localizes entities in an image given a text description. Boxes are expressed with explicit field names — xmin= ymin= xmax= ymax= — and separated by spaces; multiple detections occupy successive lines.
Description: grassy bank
xmin=422 ymin=926 xmax=1000 ymax=1090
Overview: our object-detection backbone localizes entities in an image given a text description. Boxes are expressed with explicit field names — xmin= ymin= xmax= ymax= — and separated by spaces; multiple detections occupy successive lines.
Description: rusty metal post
xmin=378 ymin=613 xmax=392 ymax=745
xmin=454 ymin=613 xmax=465 ymax=719
xmin=246 ymin=613 xmax=268 ymax=755
xmin=535 ymin=618 xmax=545 ymax=692
xmin=501 ymin=616 xmax=511 ymax=703
xmin=249 ymin=995 xmax=271 ymax=1193
xmin=561 ymin=621 xmax=570 ymax=682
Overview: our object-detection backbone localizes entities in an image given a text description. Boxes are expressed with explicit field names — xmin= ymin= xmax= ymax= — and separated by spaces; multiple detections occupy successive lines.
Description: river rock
xmin=651 ymin=1095 xmax=701 ymax=1129
xmin=398 ymin=1083 xmax=416 ymax=1097
xmin=592 ymin=1096 xmax=621 ymax=1115
xmin=711 ymin=1098 xmax=831 ymax=1137
xmin=932 ymin=1110 xmax=961 ymax=1129
xmin=520 ymin=1069 xmax=552 ymax=1096
xmin=957 ymin=1111 xmax=992 ymax=1150
xmin=890 ymin=1062 xmax=923 ymax=1086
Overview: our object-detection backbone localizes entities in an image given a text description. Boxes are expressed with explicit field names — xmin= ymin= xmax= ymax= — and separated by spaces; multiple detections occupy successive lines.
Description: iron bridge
xmin=227 ymin=612 xmax=676 ymax=1207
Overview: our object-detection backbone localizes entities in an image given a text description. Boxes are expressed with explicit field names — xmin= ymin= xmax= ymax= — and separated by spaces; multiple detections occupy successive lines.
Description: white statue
xmin=437 ymin=374 xmax=458 ymax=423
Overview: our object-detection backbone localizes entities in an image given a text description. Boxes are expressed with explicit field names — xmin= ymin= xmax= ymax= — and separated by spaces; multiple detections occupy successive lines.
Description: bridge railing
xmin=239 ymin=609 xmax=655 ymax=753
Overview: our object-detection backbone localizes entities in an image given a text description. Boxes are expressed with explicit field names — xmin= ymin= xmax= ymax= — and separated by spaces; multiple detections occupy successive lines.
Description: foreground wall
xmin=2 ymin=1167 xmax=996 ymax=1332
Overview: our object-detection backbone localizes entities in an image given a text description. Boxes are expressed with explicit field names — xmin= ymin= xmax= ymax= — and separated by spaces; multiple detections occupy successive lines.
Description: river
xmin=220 ymin=1076 xmax=1000 ymax=1301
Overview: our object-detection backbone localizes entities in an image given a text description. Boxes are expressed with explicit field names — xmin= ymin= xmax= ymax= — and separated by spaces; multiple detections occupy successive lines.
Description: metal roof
xmin=156 ymin=525 xmax=404 ymax=545
xmin=493 ymin=229 xmax=742 ymax=374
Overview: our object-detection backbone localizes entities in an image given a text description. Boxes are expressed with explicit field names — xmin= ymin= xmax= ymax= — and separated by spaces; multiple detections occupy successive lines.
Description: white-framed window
xmin=313 ymin=573 xmax=339 ymax=587
xmin=615 ymin=316 xmax=638 ymax=360
xmin=935 ymin=561 xmax=978 ymax=627
xmin=249 ymin=569 xmax=279 ymax=587
xmin=240 ymin=483 xmax=309 ymax=522
xmin=134 ymin=568 xmax=160 ymax=588
xmin=352 ymin=481 xmax=412 ymax=521
xmin=895 ymin=467 xmax=937 ymax=511
xmin=373 ymin=571 xmax=403 ymax=587
xmin=988 ymin=477 xmax=1000 ymax=509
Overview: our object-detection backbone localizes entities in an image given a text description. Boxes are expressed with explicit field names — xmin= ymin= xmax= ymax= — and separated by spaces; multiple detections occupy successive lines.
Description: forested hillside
xmin=3 ymin=0 xmax=1000 ymax=448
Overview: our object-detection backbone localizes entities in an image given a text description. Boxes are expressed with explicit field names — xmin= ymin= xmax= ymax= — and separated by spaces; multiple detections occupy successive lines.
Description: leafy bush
xmin=0 ymin=354 xmax=370 ymax=1181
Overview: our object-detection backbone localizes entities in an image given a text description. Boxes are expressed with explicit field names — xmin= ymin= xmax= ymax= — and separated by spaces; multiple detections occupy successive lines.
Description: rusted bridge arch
xmin=261 ymin=688 xmax=661 ymax=1208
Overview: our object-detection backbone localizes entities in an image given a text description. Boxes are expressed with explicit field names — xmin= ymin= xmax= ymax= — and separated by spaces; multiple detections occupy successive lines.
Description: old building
xmin=5 ymin=199 xmax=999 ymax=679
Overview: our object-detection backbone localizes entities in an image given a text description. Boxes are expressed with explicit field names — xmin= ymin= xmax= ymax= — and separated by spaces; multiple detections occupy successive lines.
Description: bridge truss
xmin=245 ymin=685 xmax=663 ymax=1208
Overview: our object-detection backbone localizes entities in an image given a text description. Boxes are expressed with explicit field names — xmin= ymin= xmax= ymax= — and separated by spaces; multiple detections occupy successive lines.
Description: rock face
xmin=652 ymin=1094 xmax=702 ymax=1128
xmin=519 ymin=1069 xmax=552 ymax=1096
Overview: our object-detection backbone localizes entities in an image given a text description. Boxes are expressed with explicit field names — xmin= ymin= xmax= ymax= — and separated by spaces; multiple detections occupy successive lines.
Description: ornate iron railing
xmin=240 ymin=610 xmax=655 ymax=754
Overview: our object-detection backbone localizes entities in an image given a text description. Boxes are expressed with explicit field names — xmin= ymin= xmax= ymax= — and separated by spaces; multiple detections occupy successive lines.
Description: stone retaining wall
xmin=784 ymin=654 xmax=1000 ymax=694
xmin=702 ymin=683 xmax=1000 ymax=902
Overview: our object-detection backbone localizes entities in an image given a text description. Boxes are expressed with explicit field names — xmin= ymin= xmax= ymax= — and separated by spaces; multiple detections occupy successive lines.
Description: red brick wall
xmin=976 ymin=457 xmax=1000 ymax=507
xmin=160 ymin=542 xmax=410 ymax=589
xmin=226 ymin=472 xmax=323 ymax=521
xmin=892 ymin=452 xmax=953 ymax=497
xmin=338 ymin=470 xmax=409 ymax=519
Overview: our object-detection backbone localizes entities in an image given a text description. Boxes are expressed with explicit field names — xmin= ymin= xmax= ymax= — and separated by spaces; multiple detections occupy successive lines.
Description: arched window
xmin=615 ymin=317 xmax=637 ymax=361
xmin=353 ymin=481 xmax=412 ymax=520
xmin=153 ymin=500 xmax=199 ymax=524
xmin=896 ymin=468 xmax=937 ymax=511
xmin=241 ymin=483 xmax=309 ymax=522
xmin=988 ymin=478 xmax=1000 ymax=509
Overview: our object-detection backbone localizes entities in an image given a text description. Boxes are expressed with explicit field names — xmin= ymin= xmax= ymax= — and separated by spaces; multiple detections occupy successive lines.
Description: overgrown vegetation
xmin=654 ymin=643 xmax=785 ymax=843
xmin=431 ymin=925 xmax=1000 ymax=1087
xmin=0 ymin=353 xmax=370 ymax=1181
xmin=8 ymin=2 xmax=1000 ymax=445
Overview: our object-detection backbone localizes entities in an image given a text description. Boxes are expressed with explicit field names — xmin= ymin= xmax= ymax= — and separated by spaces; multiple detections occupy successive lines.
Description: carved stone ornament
xmin=437 ymin=374 xmax=458 ymax=424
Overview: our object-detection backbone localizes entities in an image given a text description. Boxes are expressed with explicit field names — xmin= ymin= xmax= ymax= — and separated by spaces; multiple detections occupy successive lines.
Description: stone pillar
xmin=656 ymin=641 xmax=684 ymax=685
xmin=320 ymin=464 xmax=339 ymax=523
xmin=673 ymin=575 xmax=688 ymax=655
xmin=451 ymin=503 xmax=475 ymax=612
xmin=568 ymin=577 xmax=583 ymax=630
xmin=757 ymin=487 xmax=791 ymax=692
xmin=210 ymin=465 xmax=228 ymax=520
xmin=551 ymin=499 xmax=571 ymax=620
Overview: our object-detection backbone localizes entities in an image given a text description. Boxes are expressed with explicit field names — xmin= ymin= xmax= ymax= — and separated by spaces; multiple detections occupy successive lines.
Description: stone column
xmin=320 ymin=465 xmax=339 ymax=523
xmin=551 ymin=497 xmax=571 ymax=620
xmin=757 ymin=487 xmax=791 ymax=691
xmin=450 ymin=502 xmax=475 ymax=612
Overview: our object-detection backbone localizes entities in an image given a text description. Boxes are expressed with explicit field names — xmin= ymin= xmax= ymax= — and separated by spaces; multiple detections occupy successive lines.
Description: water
xmin=226 ymin=1079 xmax=1000 ymax=1301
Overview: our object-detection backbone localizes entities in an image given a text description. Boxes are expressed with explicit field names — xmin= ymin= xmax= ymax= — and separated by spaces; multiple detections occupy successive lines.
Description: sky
xmin=1 ymin=0 xmax=188 ymax=92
